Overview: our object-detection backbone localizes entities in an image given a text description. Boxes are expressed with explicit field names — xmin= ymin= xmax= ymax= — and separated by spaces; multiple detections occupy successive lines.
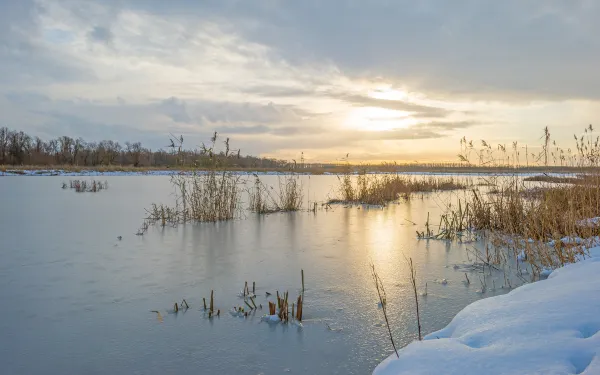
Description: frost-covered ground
xmin=374 ymin=247 xmax=600 ymax=375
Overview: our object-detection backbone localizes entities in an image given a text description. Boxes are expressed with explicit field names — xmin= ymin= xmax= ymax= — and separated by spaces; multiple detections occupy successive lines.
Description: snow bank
xmin=373 ymin=247 xmax=600 ymax=375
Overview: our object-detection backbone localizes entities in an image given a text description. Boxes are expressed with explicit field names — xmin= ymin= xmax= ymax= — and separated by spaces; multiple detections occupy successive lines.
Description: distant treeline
xmin=0 ymin=126 xmax=590 ymax=173
xmin=0 ymin=127 xmax=301 ymax=169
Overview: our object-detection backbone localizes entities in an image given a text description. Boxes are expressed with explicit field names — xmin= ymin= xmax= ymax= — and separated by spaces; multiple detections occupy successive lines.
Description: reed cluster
xmin=62 ymin=179 xmax=108 ymax=193
xmin=248 ymin=174 xmax=304 ymax=214
xmin=333 ymin=172 xmax=467 ymax=206
xmin=140 ymin=133 xmax=243 ymax=234
xmin=424 ymin=126 xmax=600 ymax=273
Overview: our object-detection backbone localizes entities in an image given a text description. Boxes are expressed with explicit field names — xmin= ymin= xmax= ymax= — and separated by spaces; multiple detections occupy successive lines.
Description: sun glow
xmin=344 ymin=107 xmax=418 ymax=131
xmin=368 ymin=87 xmax=409 ymax=101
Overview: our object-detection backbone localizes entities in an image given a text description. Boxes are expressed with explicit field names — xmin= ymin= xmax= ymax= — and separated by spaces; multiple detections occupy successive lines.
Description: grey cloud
xmin=239 ymin=85 xmax=316 ymax=98
xmin=215 ymin=124 xmax=325 ymax=137
xmin=112 ymin=0 xmax=600 ymax=101
xmin=4 ymin=1 xmax=600 ymax=100
xmin=153 ymin=96 xmax=318 ymax=125
xmin=187 ymin=101 xmax=316 ymax=124
xmin=87 ymin=26 xmax=114 ymax=45
xmin=215 ymin=125 xmax=271 ymax=135
xmin=158 ymin=97 xmax=191 ymax=123
xmin=5 ymin=91 xmax=52 ymax=104
xmin=36 ymin=111 xmax=145 ymax=141
xmin=0 ymin=1 xmax=94 ymax=85
xmin=4 ymin=91 xmax=325 ymax=149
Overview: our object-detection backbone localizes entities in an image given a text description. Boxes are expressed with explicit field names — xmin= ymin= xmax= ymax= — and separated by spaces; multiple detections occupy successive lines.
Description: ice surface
xmin=373 ymin=246 xmax=600 ymax=375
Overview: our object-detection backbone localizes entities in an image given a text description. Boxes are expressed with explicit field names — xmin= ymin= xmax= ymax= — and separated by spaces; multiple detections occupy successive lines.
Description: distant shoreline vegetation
xmin=0 ymin=126 xmax=596 ymax=175
xmin=0 ymin=165 xmax=593 ymax=176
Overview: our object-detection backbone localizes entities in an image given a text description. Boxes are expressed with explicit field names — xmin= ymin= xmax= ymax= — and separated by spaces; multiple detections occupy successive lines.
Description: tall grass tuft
xmin=248 ymin=173 xmax=304 ymax=213
xmin=428 ymin=125 xmax=600 ymax=274
xmin=141 ymin=132 xmax=242 ymax=233
xmin=332 ymin=170 xmax=467 ymax=206
xmin=277 ymin=174 xmax=303 ymax=211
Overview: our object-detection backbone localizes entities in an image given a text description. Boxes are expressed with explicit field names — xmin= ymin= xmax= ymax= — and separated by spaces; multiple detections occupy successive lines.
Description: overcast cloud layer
xmin=1 ymin=0 xmax=598 ymax=161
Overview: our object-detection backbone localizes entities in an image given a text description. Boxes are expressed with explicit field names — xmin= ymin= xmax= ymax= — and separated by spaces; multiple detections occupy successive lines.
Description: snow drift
xmin=374 ymin=248 xmax=600 ymax=375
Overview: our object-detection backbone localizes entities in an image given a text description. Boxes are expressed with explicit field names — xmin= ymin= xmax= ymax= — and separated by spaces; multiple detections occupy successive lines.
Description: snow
xmin=577 ymin=217 xmax=600 ymax=228
xmin=373 ymin=246 xmax=600 ymax=375
xmin=261 ymin=314 xmax=281 ymax=323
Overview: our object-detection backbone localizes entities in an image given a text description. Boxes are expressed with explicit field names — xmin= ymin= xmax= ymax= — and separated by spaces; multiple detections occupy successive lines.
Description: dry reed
xmin=370 ymin=263 xmax=398 ymax=358
xmin=248 ymin=174 xmax=304 ymax=213
xmin=430 ymin=125 xmax=600 ymax=274
xmin=140 ymin=132 xmax=243 ymax=233
xmin=332 ymin=171 xmax=467 ymax=206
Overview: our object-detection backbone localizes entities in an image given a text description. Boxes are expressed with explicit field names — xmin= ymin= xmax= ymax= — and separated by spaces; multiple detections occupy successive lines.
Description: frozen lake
xmin=0 ymin=175 xmax=519 ymax=374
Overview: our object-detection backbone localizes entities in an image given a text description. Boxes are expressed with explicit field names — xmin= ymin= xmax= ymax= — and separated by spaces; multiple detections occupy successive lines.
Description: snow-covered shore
xmin=374 ymin=247 xmax=600 ymax=375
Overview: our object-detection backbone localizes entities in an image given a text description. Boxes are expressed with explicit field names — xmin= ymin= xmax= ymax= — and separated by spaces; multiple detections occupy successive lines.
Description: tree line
xmin=0 ymin=127 xmax=295 ymax=169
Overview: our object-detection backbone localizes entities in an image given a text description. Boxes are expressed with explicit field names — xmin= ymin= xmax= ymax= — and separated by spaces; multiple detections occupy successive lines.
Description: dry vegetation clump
xmin=426 ymin=125 xmax=600 ymax=273
xmin=249 ymin=176 xmax=276 ymax=214
xmin=523 ymin=173 xmax=600 ymax=185
xmin=139 ymin=133 xmax=306 ymax=234
xmin=248 ymin=174 xmax=304 ymax=214
xmin=139 ymin=133 xmax=243 ymax=234
xmin=277 ymin=174 xmax=304 ymax=211
xmin=62 ymin=179 xmax=108 ymax=193
xmin=332 ymin=170 xmax=467 ymax=206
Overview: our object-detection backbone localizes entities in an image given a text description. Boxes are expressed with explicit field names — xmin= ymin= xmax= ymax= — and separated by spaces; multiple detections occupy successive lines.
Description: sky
xmin=1 ymin=0 xmax=599 ymax=163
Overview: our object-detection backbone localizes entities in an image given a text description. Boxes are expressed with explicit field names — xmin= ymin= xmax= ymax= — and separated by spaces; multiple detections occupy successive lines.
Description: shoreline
xmin=0 ymin=167 xmax=581 ymax=177
xmin=373 ymin=247 xmax=600 ymax=375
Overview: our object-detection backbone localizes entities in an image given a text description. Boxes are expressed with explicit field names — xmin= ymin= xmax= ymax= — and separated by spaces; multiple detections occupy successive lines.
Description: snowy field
xmin=374 ymin=247 xmax=600 ymax=375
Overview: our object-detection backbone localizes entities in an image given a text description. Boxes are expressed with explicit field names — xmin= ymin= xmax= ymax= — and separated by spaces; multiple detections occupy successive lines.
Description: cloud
xmin=416 ymin=120 xmax=479 ymax=131
xmin=239 ymin=85 xmax=316 ymax=98
xmin=334 ymin=94 xmax=451 ymax=118
xmin=109 ymin=0 xmax=599 ymax=101
xmin=87 ymin=26 xmax=114 ymax=45
xmin=215 ymin=124 xmax=322 ymax=137
xmin=157 ymin=97 xmax=191 ymax=123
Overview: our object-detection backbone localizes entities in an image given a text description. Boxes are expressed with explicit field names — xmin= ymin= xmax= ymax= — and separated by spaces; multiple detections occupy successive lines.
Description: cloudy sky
xmin=1 ymin=0 xmax=598 ymax=162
